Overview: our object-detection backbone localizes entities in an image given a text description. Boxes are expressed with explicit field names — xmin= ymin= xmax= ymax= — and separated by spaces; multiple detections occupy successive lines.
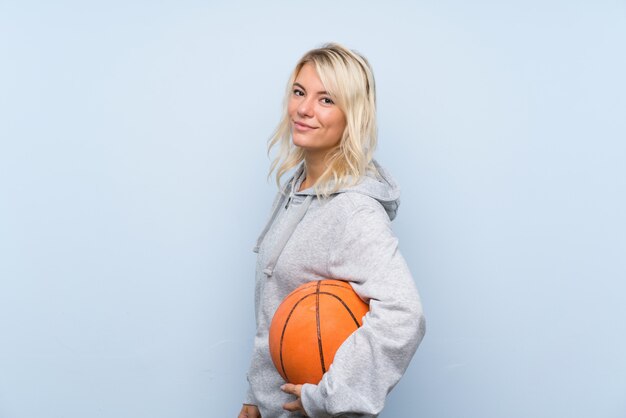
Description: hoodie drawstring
xmin=253 ymin=191 xmax=288 ymax=254
xmin=261 ymin=194 xmax=313 ymax=277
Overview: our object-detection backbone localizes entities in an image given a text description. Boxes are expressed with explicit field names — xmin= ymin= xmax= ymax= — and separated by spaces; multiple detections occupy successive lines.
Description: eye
xmin=293 ymin=88 xmax=305 ymax=97
xmin=321 ymin=97 xmax=334 ymax=105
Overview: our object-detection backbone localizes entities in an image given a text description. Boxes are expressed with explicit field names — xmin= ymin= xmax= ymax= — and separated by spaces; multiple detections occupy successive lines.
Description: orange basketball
xmin=269 ymin=279 xmax=369 ymax=385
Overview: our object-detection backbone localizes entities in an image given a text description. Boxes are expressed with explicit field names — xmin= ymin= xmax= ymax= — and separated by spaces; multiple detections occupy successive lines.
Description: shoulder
xmin=323 ymin=192 xmax=390 ymax=225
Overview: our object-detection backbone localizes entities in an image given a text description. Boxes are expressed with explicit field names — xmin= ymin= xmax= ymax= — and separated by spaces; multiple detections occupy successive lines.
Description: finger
xmin=280 ymin=383 xmax=302 ymax=396
xmin=239 ymin=404 xmax=260 ymax=418
xmin=282 ymin=400 xmax=302 ymax=413
xmin=280 ymin=383 xmax=295 ymax=395
xmin=238 ymin=404 xmax=247 ymax=418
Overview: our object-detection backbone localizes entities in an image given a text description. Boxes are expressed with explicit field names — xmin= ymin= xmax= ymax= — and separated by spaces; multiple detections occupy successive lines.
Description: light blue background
xmin=1 ymin=1 xmax=625 ymax=417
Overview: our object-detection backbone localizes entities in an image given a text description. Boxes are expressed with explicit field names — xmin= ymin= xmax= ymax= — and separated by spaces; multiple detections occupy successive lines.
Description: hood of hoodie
xmin=290 ymin=158 xmax=400 ymax=220
xmin=253 ymin=159 xmax=401 ymax=277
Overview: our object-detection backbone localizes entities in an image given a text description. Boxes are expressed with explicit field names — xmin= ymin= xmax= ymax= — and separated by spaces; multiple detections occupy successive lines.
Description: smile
xmin=293 ymin=121 xmax=318 ymax=131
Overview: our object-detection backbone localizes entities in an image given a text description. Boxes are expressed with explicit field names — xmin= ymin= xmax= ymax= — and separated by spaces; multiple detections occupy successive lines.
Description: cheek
xmin=328 ymin=112 xmax=346 ymax=136
xmin=287 ymin=101 xmax=297 ymax=118
xmin=320 ymin=109 xmax=344 ymax=130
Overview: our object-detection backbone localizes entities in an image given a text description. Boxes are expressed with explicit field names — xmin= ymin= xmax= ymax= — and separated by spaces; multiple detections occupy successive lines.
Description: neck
xmin=300 ymin=151 xmax=328 ymax=191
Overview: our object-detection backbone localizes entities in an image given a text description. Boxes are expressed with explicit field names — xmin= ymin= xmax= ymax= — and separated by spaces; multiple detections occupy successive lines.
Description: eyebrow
xmin=293 ymin=82 xmax=329 ymax=95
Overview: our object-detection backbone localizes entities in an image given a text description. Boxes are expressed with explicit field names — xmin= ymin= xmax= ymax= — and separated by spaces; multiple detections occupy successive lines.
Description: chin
xmin=292 ymin=135 xmax=312 ymax=149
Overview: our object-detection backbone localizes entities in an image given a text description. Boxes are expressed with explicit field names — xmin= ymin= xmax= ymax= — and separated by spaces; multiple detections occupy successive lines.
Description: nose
xmin=297 ymin=96 xmax=314 ymax=118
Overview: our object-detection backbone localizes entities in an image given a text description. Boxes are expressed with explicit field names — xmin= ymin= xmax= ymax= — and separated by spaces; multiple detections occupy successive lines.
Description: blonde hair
xmin=267 ymin=42 xmax=378 ymax=198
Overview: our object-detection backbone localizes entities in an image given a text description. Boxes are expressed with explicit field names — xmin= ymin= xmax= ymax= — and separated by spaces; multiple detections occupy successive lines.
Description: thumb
xmin=281 ymin=383 xmax=303 ymax=397
xmin=280 ymin=383 xmax=294 ymax=394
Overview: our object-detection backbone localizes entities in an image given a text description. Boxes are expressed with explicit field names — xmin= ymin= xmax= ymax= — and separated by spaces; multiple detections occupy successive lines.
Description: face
xmin=288 ymin=63 xmax=347 ymax=156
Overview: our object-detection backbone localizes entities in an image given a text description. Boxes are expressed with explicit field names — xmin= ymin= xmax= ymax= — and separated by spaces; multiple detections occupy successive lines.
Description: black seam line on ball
xmin=280 ymin=293 xmax=316 ymax=382
xmin=317 ymin=292 xmax=362 ymax=329
xmin=316 ymin=281 xmax=326 ymax=374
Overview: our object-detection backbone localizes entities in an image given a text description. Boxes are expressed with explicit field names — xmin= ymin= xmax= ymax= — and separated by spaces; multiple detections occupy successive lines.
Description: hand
xmin=281 ymin=383 xmax=308 ymax=416
xmin=238 ymin=403 xmax=261 ymax=418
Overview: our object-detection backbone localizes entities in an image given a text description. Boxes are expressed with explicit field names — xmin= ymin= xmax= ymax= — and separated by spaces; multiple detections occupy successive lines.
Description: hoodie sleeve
xmin=243 ymin=380 xmax=257 ymax=405
xmin=300 ymin=203 xmax=426 ymax=418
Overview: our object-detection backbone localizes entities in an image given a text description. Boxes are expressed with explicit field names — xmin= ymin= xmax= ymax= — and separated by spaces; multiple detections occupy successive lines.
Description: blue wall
xmin=1 ymin=1 xmax=624 ymax=417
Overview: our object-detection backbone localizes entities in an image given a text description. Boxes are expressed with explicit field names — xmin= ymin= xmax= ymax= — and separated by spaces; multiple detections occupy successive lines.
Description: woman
xmin=239 ymin=43 xmax=426 ymax=418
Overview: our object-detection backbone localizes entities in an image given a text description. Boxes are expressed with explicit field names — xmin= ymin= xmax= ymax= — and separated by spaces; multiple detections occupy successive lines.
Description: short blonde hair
xmin=268 ymin=42 xmax=378 ymax=198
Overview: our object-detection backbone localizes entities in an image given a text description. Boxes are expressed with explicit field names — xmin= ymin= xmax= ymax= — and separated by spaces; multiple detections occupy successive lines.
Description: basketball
xmin=268 ymin=279 xmax=369 ymax=385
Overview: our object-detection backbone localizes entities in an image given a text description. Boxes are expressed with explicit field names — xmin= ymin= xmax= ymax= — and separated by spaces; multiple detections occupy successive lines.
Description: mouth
xmin=293 ymin=120 xmax=318 ymax=131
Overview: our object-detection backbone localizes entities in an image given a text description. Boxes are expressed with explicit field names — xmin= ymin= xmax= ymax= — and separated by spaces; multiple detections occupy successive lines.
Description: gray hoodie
xmin=245 ymin=160 xmax=426 ymax=418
